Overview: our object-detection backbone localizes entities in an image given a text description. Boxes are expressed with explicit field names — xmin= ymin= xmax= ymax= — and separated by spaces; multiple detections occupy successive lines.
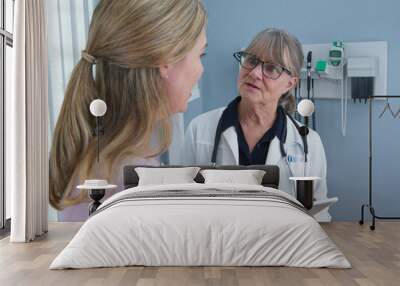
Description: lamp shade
xmin=90 ymin=99 xmax=107 ymax=117
xmin=297 ymin=99 xmax=314 ymax=117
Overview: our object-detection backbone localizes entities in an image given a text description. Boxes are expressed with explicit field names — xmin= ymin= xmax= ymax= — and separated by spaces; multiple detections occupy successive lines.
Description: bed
xmin=50 ymin=165 xmax=350 ymax=269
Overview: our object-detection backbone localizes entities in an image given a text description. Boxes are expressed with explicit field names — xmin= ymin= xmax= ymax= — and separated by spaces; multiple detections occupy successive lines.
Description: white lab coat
xmin=184 ymin=107 xmax=331 ymax=222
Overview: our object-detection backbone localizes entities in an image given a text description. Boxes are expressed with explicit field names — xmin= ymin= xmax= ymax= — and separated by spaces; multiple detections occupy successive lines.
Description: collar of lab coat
xmin=267 ymin=117 xmax=305 ymax=165
xmin=221 ymin=126 xmax=239 ymax=163
xmin=221 ymin=115 xmax=304 ymax=165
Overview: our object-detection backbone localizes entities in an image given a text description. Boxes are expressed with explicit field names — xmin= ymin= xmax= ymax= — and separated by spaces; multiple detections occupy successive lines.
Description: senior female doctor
xmin=184 ymin=28 xmax=330 ymax=221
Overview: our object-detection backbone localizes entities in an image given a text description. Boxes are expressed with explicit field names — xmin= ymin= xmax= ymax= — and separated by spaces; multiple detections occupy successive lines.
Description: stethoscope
xmin=210 ymin=104 xmax=309 ymax=174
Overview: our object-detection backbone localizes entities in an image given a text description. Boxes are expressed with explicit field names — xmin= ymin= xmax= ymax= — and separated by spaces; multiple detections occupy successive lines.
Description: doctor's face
xmin=237 ymin=53 xmax=297 ymax=106
xmin=161 ymin=29 xmax=207 ymax=113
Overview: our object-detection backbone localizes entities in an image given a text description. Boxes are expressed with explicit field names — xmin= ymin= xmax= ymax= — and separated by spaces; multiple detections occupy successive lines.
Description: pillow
xmin=200 ymin=169 xmax=266 ymax=185
xmin=135 ymin=167 xmax=200 ymax=186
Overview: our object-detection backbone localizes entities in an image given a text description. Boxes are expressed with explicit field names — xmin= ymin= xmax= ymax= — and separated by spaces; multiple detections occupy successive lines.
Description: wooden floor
xmin=0 ymin=222 xmax=399 ymax=286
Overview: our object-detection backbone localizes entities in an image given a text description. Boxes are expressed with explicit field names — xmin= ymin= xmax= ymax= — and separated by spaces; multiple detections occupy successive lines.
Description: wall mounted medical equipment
xmin=329 ymin=41 xmax=345 ymax=67
xmin=359 ymin=95 xmax=400 ymax=231
xmin=301 ymin=42 xmax=347 ymax=134
xmin=299 ymin=41 xmax=387 ymax=136
xmin=305 ymin=52 xmax=317 ymax=130
xmin=348 ymin=57 xmax=377 ymax=103
xmin=300 ymin=41 xmax=387 ymax=98
xmin=306 ymin=51 xmax=313 ymax=99
xmin=294 ymin=80 xmax=302 ymax=121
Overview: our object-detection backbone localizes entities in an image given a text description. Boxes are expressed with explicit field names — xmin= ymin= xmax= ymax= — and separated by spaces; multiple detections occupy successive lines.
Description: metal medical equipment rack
xmin=359 ymin=95 xmax=400 ymax=230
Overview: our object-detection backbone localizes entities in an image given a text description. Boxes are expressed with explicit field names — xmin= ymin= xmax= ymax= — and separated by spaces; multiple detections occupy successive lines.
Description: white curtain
xmin=47 ymin=0 xmax=98 ymax=138
xmin=8 ymin=0 xmax=49 ymax=242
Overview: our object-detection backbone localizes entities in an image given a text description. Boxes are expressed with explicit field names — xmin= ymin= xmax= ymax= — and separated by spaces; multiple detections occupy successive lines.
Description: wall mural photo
xmin=48 ymin=0 xmax=347 ymax=223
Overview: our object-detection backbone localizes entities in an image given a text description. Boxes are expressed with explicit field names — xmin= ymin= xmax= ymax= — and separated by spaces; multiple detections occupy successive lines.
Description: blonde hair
xmin=246 ymin=28 xmax=304 ymax=113
xmin=49 ymin=0 xmax=207 ymax=210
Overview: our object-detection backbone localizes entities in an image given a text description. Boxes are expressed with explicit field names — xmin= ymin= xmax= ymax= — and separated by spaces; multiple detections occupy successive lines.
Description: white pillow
xmin=200 ymin=169 xmax=266 ymax=185
xmin=135 ymin=167 xmax=200 ymax=186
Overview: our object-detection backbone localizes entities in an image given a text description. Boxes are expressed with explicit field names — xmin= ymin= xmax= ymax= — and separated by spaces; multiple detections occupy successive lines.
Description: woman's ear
xmin=285 ymin=76 xmax=298 ymax=92
xmin=159 ymin=64 xmax=169 ymax=79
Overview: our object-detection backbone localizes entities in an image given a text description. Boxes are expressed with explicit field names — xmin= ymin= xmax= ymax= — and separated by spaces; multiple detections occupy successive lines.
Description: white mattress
xmin=50 ymin=183 xmax=350 ymax=269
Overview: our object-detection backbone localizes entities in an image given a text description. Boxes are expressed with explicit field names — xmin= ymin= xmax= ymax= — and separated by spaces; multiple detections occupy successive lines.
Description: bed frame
xmin=123 ymin=165 xmax=280 ymax=189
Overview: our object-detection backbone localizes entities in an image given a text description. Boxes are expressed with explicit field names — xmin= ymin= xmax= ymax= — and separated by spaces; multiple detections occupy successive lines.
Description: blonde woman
xmin=49 ymin=0 xmax=207 ymax=219
xmin=184 ymin=28 xmax=331 ymax=221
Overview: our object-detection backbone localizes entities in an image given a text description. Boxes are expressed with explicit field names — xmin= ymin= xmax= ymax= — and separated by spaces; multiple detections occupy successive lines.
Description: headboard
xmin=123 ymin=165 xmax=280 ymax=189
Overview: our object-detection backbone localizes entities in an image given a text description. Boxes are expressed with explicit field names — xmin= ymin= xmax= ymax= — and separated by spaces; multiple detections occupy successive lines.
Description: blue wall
xmin=189 ymin=0 xmax=400 ymax=220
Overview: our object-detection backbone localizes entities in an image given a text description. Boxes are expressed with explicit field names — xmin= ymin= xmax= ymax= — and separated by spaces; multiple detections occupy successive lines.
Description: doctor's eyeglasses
xmin=233 ymin=51 xmax=292 ymax=79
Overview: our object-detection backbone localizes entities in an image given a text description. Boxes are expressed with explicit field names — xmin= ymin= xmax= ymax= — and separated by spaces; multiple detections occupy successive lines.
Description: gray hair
xmin=245 ymin=28 xmax=304 ymax=113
